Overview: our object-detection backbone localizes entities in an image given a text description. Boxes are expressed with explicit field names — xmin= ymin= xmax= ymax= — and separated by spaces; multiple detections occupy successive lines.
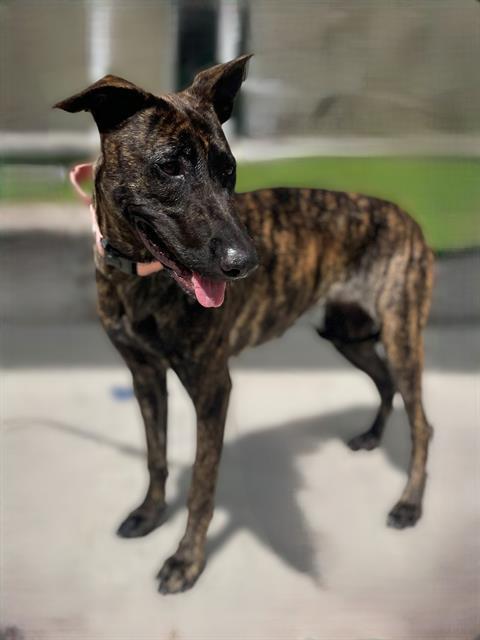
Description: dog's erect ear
xmin=188 ymin=54 xmax=252 ymax=124
xmin=53 ymin=75 xmax=152 ymax=133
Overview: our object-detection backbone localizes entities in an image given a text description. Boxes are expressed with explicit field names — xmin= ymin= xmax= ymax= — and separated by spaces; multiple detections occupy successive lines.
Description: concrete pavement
xmin=2 ymin=321 xmax=479 ymax=639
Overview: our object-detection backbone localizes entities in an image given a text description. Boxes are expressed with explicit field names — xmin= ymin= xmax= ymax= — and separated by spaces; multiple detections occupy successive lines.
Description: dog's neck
xmin=93 ymin=160 xmax=148 ymax=262
xmin=70 ymin=161 xmax=163 ymax=277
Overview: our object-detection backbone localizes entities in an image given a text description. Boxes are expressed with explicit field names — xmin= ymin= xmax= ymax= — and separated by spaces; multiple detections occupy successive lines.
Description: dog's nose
xmin=219 ymin=246 xmax=258 ymax=279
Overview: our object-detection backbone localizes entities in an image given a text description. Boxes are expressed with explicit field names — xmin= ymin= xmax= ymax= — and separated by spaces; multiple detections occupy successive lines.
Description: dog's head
xmin=54 ymin=55 xmax=257 ymax=308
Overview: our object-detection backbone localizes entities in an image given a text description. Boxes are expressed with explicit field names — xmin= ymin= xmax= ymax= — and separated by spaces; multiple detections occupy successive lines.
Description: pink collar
xmin=69 ymin=163 xmax=163 ymax=277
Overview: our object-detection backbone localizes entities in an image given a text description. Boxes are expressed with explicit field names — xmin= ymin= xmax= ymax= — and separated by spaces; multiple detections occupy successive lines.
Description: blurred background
xmin=1 ymin=0 xmax=479 ymax=253
xmin=1 ymin=2 xmax=479 ymax=639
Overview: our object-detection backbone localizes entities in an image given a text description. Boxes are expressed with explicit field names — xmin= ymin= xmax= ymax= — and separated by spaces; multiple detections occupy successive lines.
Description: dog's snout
xmin=220 ymin=247 xmax=246 ymax=278
xmin=215 ymin=243 xmax=258 ymax=280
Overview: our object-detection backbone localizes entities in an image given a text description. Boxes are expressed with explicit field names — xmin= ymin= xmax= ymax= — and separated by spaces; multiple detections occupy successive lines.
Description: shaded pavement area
xmin=2 ymin=322 xmax=479 ymax=639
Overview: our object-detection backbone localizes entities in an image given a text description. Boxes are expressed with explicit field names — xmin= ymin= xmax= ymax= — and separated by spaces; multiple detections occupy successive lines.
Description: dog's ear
xmin=188 ymin=54 xmax=253 ymax=124
xmin=53 ymin=75 xmax=153 ymax=133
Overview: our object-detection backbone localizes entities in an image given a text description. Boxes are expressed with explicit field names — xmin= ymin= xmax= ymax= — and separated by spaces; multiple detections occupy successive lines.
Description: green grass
xmin=1 ymin=156 xmax=479 ymax=250
xmin=237 ymin=157 xmax=480 ymax=251
xmin=1 ymin=176 xmax=75 ymax=203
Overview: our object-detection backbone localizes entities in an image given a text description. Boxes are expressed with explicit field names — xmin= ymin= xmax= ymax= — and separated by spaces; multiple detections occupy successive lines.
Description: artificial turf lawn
xmin=1 ymin=156 xmax=479 ymax=251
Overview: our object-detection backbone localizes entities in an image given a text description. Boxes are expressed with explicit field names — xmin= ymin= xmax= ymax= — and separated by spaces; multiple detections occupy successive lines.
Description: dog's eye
xmin=221 ymin=165 xmax=235 ymax=186
xmin=160 ymin=160 xmax=182 ymax=176
xmin=219 ymin=165 xmax=235 ymax=189
xmin=220 ymin=164 xmax=235 ymax=189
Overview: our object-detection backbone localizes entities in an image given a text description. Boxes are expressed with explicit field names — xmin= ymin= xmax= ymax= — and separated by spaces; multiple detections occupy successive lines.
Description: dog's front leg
xmin=115 ymin=349 xmax=169 ymax=538
xmin=157 ymin=364 xmax=231 ymax=594
xmin=97 ymin=274 xmax=169 ymax=538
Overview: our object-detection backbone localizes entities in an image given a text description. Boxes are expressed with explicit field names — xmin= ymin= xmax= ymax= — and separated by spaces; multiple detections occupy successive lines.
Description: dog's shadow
xmin=172 ymin=406 xmax=411 ymax=582
xmin=13 ymin=404 xmax=411 ymax=582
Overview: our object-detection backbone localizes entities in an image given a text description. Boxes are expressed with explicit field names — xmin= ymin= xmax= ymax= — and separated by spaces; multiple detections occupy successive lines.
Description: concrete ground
xmin=2 ymin=321 xmax=480 ymax=640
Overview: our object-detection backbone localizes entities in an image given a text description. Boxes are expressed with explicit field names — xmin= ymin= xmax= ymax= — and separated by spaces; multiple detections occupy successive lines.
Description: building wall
xmin=1 ymin=0 xmax=478 ymax=138
xmin=0 ymin=0 xmax=176 ymax=133
xmin=245 ymin=0 xmax=480 ymax=136
xmin=1 ymin=1 xmax=88 ymax=132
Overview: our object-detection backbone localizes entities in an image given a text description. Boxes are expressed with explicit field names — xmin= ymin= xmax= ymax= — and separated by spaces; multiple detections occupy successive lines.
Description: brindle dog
xmin=55 ymin=55 xmax=434 ymax=594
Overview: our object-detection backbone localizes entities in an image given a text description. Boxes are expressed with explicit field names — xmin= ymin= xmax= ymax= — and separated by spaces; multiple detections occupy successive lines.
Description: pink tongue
xmin=191 ymin=273 xmax=226 ymax=308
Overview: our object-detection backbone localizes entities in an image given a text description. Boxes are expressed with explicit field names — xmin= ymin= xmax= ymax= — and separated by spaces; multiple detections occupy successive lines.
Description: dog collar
xmin=69 ymin=163 xmax=163 ymax=277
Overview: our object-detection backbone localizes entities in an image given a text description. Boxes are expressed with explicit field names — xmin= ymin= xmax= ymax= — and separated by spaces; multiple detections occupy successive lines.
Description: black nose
xmin=219 ymin=245 xmax=258 ymax=279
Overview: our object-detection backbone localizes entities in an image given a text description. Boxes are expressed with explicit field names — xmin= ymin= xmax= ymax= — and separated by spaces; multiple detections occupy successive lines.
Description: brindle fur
xmin=55 ymin=56 xmax=434 ymax=594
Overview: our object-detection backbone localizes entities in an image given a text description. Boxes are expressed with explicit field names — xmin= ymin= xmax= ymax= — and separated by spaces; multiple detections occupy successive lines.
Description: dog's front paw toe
xmin=157 ymin=554 xmax=205 ymax=594
xmin=117 ymin=505 xmax=167 ymax=538
xmin=387 ymin=501 xmax=421 ymax=529
xmin=348 ymin=431 xmax=380 ymax=451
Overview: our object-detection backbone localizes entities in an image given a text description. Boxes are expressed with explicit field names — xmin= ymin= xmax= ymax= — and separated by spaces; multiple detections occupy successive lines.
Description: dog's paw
xmin=347 ymin=430 xmax=380 ymax=451
xmin=387 ymin=501 xmax=421 ymax=529
xmin=116 ymin=504 xmax=167 ymax=538
xmin=156 ymin=553 xmax=205 ymax=595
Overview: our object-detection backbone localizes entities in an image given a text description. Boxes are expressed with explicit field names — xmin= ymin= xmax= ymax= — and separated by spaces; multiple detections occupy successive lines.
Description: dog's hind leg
xmin=114 ymin=345 xmax=169 ymax=538
xmin=318 ymin=302 xmax=395 ymax=451
xmin=381 ymin=245 xmax=434 ymax=529
xmin=157 ymin=362 xmax=231 ymax=594
xmin=333 ymin=339 xmax=395 ymax=451
xmin=382 ymin=320 xmax=432 ymax=529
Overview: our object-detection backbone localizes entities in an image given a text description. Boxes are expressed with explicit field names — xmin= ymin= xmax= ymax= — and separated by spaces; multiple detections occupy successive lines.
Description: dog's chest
xmin=106 ymin=274 xmax=229 ymax=365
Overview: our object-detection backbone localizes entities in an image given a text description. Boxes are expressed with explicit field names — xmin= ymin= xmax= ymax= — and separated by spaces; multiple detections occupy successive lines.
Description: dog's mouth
xmin=135 ymin=219 xmax=226 ymax=308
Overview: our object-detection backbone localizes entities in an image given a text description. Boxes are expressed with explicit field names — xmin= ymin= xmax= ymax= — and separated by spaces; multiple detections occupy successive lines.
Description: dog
xmin=54 ymin=54 xmax=434 ymax=594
